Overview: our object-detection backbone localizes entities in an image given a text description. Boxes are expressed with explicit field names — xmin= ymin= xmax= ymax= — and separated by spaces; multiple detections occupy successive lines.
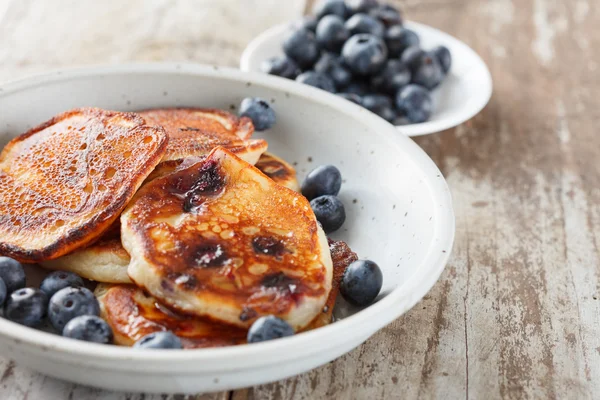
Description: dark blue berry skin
xmin=239 ymin=98 xmax=276 ymax=131
xmin=395 ymin=84 xmax=433 ymax=123
xmin=310 ymin=195 xmax=346 ymax=233
xmin=362 ymin=93 xmax=392 ymax=110
xmin=342 ymin=34 xmax=388 ymax=76
xmin=369 ymin=4 xmax=402 ymax=26
xmin=312 ymin=0 xmax=347 ymax=19
xmin=293 ymin=15 xmax=318 ymax=32
xmin=412 ymin=53 xmax=445 ymax=90
xmin=433 ymin=45 xmax=452 ymax=74
xmin=314 ymin=53 xmax=352 ymax=89
xmin=0 ymin=278 xmax=6 ymax=307
xmin=48 ymin=287 xmax=100 ymax=332
xmin=340 ymin=260 xmax=383 ymax=306
xmin=40 ymin=271 xmax=84 ymax=298
xmin=345 ymin=13 xmax=385 ymax=37
xmin=0 ymin=257 xmax=26 ymax=294
xmin=62 ymin=315 xmax=113 ymax=344
xmin=400 ymin=46 xmax=426 ymax=71
xmin=247 ymin=316 xmax=294 ymax=343
xmin=346 ymin=0 xmax=379 ymax=15
xmin=316 ymin=15 xmax=350 ymax=52
xmin=282 ymin=29 xmax=320 ymax=69
xmin=301 ymin=165 xmax=342 ymax=200
xmin=385 ymin=26 xmax=419 ymax=58
xmin=362 ymin=94 xmax=396 ymax=122
xmin=337 ymin=93 xmax=363 ymax=105
xmin=370 ymin=59 xmax=411 ymax=94
xmin=4 ymin=288 xmax=47 ymax=327
xmin=260 ymin=56 xmax=300 ymax=79
xmin=296 ymin=71 xmax=336 ymax=93
xmin=134 ymin=331 xmax=183 ymax=349
xmin=344 ymin=80 xmax=370 ymax=96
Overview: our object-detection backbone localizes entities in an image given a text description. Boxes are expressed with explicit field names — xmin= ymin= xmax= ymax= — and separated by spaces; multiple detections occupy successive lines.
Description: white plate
xmin=240 ymin=21 xmax=493 ymax=136
xmin=0 ymin=63 xmax=454 ymax=393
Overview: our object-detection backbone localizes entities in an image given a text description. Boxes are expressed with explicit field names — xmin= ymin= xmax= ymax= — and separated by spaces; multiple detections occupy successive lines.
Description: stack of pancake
xmin=0 ymin=107 xmax=356 ymax=348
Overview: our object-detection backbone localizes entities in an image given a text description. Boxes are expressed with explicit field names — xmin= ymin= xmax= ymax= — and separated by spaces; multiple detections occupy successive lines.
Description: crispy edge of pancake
xmin=0 ymin=108 xmax=168 ymax=262
xmin=138 ymin=108 xmax=267 ymax=163
xmin=96 ymin=239 xmax=356 ymax=347
xmin=122 ymin=147 xmax=333 ymax=330
xmin=255 ymin=152 xmax=300 ymax=192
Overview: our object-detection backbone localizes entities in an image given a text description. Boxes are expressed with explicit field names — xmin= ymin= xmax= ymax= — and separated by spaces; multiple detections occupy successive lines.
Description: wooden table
xmin=1 ymin=0 xmax=598 ymax=398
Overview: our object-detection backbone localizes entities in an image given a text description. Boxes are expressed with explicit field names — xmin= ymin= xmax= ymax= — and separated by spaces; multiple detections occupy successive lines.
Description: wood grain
xmin=1 ymin=0 xmax=599 ymax=398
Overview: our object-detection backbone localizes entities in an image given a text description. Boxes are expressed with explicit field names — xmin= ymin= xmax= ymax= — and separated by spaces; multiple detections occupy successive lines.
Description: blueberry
xmin=369 ymin=59 xmax=411 ymax=94
xmin=344 ymin=80 xmax=370 ymax=96
xmin=63 ymin=315 xmax=113 ymax=344
xmin=395 ymin=84 xmax=433 ymax=123
xmin=301 ymin=165 xmax=342 ymax=200
xmin=340 ymin=260 xmax=383 ymax=306
xmin=282 ymin=28 xmax=319 ymax=69
xmin=362 ymin=94 xmax=396 ymax=122
xmin=316 ymin=15 xmax=350 ymax=51
xmin=247 ymin=315 xmax=294 ymax=343
xmin=4 ymin=288 xmax=47 ymax=327
xmin=400 ymin=46 xmax=426 ymax=71
xmin=312 ymin=0 xmax=347 ymax=19
xmin=369 ymin=4 xmax=402 ymax=26
xmin=433 ymin=45 xmax=452 ymax=74
xmin=310 ymin=195 xmax=346 ymax=233
xmin=0 ymin=278 xmax=6 ymax=307
xmin=293 ymin=15 xmax=318 ymax=32
xmin=337 ymin=93 xmax=363 ymax=105
xmin=314 ymin=53 xmax=352 ymax=88
xmin=260 ymin=56 xmax=300 ymax=79
xmin=134 ymin=331 xmax=183 ymax=349
xmin=0 ymin=257 xmax=26 ymax=293
xmin=412 ymin=53 xmax=444 ymax=90
xmin=344 ymin=13 xmax=385 ymax=37
xmin=385 ymin=26 xmax=419 ymax=58
xmin=346 ymin=0 xmax=379 ymax=15
xmin=342 ymin=34 xmax=388 ymax=76
xmin=40 ymin=271 xmax=84 ymax=298
xmin=296 ymin=71 xmax=336 ymax=93
xmin=239 ymin=97 xmax=276 ymax=131
xmin=48 ymin=287 xmax=100 ymax=332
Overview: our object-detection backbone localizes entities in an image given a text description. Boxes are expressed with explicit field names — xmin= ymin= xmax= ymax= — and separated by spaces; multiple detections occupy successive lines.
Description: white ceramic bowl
xmin=240 ymin=22 xmax=493 ymax=136
xmin=0 ymin=63 xmax=454 ymax=393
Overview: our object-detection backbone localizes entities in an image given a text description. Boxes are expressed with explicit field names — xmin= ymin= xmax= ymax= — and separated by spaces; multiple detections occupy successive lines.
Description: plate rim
xmin=239 ymin=21 xmax=493 ymax=137
xmin=0 ymin=62 xmax=455 ymax=371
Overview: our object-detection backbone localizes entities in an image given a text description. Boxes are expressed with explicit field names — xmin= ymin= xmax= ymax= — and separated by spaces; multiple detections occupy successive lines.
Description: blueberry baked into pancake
xmin=0 ymin=96 xmax=382 ymax=348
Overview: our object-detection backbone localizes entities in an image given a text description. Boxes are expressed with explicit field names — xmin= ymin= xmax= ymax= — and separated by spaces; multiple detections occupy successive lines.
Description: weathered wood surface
xmin=1 ymin=0 xmax=599 ymax=398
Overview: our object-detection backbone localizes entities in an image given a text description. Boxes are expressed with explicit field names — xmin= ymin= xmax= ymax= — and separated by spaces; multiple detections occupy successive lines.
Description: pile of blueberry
xmin=261 ymin=0 xmax=452 ymax=125
xmin=0 ymin=257 xmax=183 ymax=349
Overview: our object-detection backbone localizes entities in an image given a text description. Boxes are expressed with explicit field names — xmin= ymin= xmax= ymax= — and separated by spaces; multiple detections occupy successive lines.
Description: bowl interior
xmin=240 ymin=21 xmax=493 ymax=136
xmin=0 ymin=64 xmax=453 ymax=347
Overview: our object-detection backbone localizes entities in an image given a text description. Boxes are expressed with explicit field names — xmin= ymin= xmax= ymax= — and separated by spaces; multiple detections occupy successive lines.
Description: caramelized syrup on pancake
xmin=0 ymin=108 xmax=167 ymax=262
xmin=98 ymin=239 xmax=356 ymax=347
xmin=122 ymin=147 xmax=332 ymax=329
xmin=138 ymin=108 xmax=267 ymax=163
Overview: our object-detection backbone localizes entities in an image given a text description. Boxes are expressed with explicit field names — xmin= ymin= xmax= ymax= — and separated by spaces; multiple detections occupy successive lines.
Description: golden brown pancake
xmin=138 ymin=108 xmax=267 ymax=164
xmin=0 ymin=108 xmax=167 ymax=262
xmin=255 ymin=152 xmax=300 ymax=192
xmin=96 ymin=239 xmax=356 ymax=347
xmin=121 ymin=147 xmax=333 ymax=330
xmin=40 ymin=224 xmax=131 ymax=283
